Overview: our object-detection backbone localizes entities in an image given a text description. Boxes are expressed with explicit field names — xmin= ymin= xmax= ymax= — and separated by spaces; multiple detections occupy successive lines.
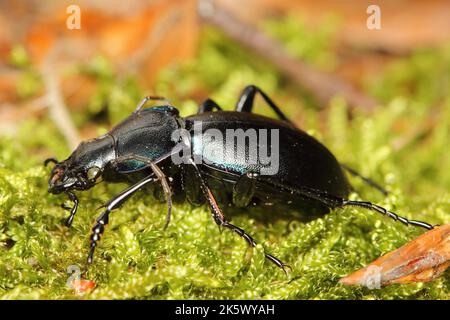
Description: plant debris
xmin=340 ymin=224 xmax=449 ymax=288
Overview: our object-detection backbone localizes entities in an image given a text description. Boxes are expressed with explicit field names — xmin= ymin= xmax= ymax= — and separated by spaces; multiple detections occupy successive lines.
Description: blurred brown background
xmin=1 ymin=0 xmax=449 ymax=147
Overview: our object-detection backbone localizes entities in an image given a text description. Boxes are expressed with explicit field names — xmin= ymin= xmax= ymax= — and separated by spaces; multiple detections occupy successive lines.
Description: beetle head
xmin=47 ymin=134 xmax=115 ymax=194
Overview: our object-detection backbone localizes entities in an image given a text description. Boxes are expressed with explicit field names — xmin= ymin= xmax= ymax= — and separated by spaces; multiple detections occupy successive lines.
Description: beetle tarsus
xmin=222 ymin=221 xmax=257 ymax=247
xmin=87 ymin=244 xmax=95 ymax=265
xmin=342 ymin=200 xmax=434 ymax=230
xmin=65 ymin=215 xmax=75 ymax=228
xmin=265 ymin=253 xmax=291 ymax=275
xmin=87 ymin=211 xmax=109 ymax=265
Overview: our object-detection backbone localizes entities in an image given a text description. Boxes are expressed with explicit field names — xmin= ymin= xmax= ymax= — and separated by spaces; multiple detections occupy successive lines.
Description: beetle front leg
xmin=87 ymin=175 xmax=157 ymax=264
xmin=112 ymin=155 xmax=173 ymax=229
xmin=64 ymin=191 xmax=79 ymax=227
xmin=88 ymin=211 xmax=108 ymax=265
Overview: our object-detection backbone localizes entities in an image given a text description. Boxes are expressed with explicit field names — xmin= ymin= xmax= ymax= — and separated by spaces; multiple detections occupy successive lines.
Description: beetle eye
xmin=87 ymin=166 xmax=101 ymax=180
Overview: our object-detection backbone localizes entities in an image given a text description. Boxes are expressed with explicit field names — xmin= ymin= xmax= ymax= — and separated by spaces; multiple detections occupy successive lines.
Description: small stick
xmin=198 ymin=1 xmax=379 ymax=111
xmin=41 ymin=47 xmax=81 ymax=150
xmin=340 ymin=223 xmax=449 ymax=287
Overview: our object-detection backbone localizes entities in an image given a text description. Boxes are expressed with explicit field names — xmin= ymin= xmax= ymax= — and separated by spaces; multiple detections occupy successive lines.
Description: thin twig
xmin=198 ymin=1 xmax=379 ymax=111
xmin=41 ymin=47 xmax=81 ymax=150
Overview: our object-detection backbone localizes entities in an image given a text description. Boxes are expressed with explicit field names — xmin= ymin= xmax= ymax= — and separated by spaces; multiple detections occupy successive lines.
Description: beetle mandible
xmin=45 ymin=85 xmax=434 ymax=272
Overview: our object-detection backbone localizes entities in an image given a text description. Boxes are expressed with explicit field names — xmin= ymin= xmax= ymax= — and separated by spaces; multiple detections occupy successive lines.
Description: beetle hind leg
xmin=341 ymin=199 xmax=434 ymax=230
xmin=260 ymin=181 xmax=434 ymax=231
xmin=340 ymin=164 xmax=388 ymax=196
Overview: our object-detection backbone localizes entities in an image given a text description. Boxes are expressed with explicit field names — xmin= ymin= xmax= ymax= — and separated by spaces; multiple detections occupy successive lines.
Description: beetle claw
xmin=281 ymin=264 xmax=293 ymax=276
xmin=265 ymin=253 xmax=291 ymax=275
xmin=87 ymin=250 xmax=94 ymax=265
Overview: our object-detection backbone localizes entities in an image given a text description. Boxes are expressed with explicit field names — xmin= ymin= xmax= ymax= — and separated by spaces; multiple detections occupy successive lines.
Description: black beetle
xmin=45 ymin=85 xmax=433 ymax=272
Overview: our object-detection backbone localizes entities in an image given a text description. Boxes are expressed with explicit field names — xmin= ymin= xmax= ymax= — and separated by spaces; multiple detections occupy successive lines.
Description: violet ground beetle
xmin=45 ymin=85 xmax=434 ymax=273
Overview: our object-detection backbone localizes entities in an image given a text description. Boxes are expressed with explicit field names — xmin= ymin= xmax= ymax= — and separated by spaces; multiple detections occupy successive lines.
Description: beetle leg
xmin=182 ymin=165 xmax=205 ymax=206
xmin=134 ymin=96 xmax=172 ymax=114
xmin=111 ymin=155 xmax=173 ymax=229
xmin=273 ymin=183 xmax=434 ymax=231
xmin=341 ymin=200 xmax=434 ymax=230
xmin=340 ymin=164 xmax=388 ymax=196
xmin=235 ymin=85 xmax=292 ymax=124
xmin=197 ymin=98 xmax=222 ymax=113
xmin=255 ymin=178 xmax=434 ymax=231
xmin=148 ymin=161 xmax=173 ymax=230
xmin=309 ymin=188 xmax=433 ymax=230
xmin=87 ymin=175 xmax=158 ymax=264
xmin=188 ymin=159 xmax=290 ymax=274
xmin=64 ymin=191 xmax=79 ymax=227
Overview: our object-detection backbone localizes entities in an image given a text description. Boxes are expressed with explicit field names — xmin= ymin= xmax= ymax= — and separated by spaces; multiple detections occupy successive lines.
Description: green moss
xmin=0 ymin=19 xmax=449 ymax=300
xmin=263 ymin=13 xmax=340 ymax=71
xmin=367 ymin=45 xmax=450 ymax=110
